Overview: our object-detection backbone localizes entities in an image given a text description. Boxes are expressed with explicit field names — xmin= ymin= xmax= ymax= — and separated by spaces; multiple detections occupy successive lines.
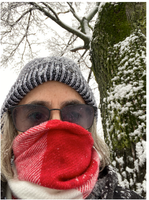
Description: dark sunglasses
xmin=9 ymin=104 xmax=96 ymax=132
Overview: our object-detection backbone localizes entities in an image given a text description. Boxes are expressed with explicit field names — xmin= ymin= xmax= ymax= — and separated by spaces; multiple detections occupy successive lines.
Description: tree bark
xmin=91 ymin=2 xmax=146 ymax=197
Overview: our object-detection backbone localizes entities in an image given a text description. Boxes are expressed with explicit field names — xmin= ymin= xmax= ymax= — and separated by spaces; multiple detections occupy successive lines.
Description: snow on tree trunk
xmin=90 ymin=2 xmax=146 ymax=197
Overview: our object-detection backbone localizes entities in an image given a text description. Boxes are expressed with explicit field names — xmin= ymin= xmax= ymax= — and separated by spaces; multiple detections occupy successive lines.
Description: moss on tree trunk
xmin=91 ymin=2 xmax=146 ymax=197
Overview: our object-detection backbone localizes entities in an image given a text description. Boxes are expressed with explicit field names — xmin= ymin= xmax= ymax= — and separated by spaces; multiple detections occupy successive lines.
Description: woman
xmin=1 ymin=56 xmax=143 ymax=199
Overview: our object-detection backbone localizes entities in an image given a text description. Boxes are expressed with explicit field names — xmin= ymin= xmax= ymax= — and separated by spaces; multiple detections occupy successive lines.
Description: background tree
xmin=1 ymin=2 xmax=146 ymax=197
xmin=1 ymin=2 xmax=99 ymax=76
xmin=91 ymin=2 xmax=146 ymax=197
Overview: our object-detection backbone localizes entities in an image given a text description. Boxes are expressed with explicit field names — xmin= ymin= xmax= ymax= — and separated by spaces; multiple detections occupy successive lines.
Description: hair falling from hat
xmin=1 ymin=56 xmax=110 ymax=184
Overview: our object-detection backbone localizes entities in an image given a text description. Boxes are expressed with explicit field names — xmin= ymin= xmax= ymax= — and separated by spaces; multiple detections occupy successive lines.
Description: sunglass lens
xmin=13 ymin=105 xmax=50 ymax=132
xmin=61 ymin=104 xmax=94 ymax=129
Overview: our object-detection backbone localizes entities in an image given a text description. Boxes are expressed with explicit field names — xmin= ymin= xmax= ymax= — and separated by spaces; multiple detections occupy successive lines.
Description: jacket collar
xmin=86 ymin=165 xmax=118 ymax=199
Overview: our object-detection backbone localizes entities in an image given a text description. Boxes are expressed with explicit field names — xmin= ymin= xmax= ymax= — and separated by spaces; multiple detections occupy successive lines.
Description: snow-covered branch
xmin=86 ymin=2 xmax=100 ymax=21
xmin=67 ymin=2 xmax=82 ymax=23
xmin=1 ymin=2 xmax=100 ymax=68
xmin=81 ymin=17 xmax=91 ymax=36
xmin=70 ymin=45 xmax=86 ymax=52
xmin=29 ymin=2 xmax=91 ymax=46
xmin=42 ymin=2 xmax=59 ymax=20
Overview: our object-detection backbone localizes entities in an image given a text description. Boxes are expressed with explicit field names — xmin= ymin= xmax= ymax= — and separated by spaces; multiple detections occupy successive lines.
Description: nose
xmin=50 ymin=109 xmax=61 ymax=120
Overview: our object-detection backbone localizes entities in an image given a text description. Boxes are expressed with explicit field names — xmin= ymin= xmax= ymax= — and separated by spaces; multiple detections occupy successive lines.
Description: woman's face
xmin=18 ymin=81 xmax=85 ymax=134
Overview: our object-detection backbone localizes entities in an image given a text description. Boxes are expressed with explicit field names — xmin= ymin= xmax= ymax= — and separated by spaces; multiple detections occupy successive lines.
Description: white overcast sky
xmin=0 ymin=68 xmax=17 ymax=107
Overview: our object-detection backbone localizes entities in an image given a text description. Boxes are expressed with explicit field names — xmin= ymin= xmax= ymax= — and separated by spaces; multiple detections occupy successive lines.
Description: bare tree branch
xmin=4 ymin=10 xmax=32 ymax=62
xmin=26 ymin=37 xmax=33 ymax=57
xmin=57 ymin=10 xmax=70 ymax=15
xmin=67 ymin=2 xmax=99 ymax=36
xmin=9 ymin=8 xmax=35 ymax=27
xmin=67 ymin=2 xmax=82 ymax=23
xmin=1 ymin=2 xmax=99 ymax=69
xmin=87 ymin=68 xmax=92 ymax=83
xmin=70 ymin=46 xmax=86 ymax=52
xmin=42 ymin=2 xmax=59 ymax=20
xmin=81 ymin=17 xmax=91 ymax=36
xmin=61 ymin=34 xmax=78 ymax=56
xmin=77 ymin=49 xmax=88 ymax=63
xmin=21 ymin=37 xmax=27 ymax=61
xmin=86 ymin=2 xmax=100 ymax=21
xmin=29 ymin=2 xmax=91 ymax=45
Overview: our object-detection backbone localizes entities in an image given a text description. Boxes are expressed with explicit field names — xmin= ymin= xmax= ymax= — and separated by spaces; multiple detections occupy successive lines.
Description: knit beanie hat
xmin=1 ymin=56 xmax=97 ymax=118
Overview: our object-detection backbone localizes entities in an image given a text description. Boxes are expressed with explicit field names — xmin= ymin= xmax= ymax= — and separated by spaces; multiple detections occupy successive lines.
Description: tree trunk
xmin=91 ymin=2 xmax=146 ymax=197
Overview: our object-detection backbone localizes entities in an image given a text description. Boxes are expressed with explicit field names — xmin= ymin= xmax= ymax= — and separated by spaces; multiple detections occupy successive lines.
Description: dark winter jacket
xmin=87 ymin=165 xmax=144 ymax=199
xmin=1 ymin=166 xmax=144 ymax=199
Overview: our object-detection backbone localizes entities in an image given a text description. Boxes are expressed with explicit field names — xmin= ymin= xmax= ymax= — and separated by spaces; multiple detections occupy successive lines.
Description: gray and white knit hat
xmin=1 ymin=56 xmax=97 ymax=117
